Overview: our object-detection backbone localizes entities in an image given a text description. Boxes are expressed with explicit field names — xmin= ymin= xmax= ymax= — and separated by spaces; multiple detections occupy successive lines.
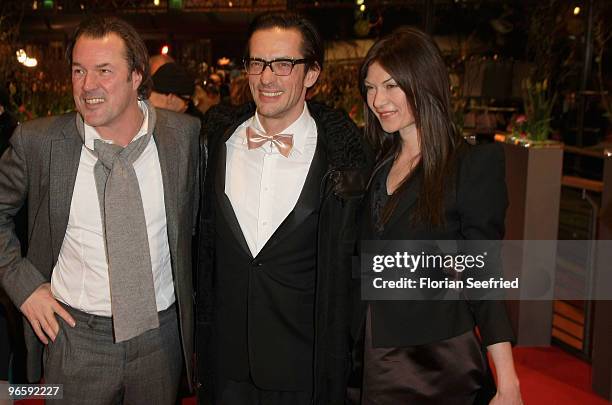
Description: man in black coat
xmin=0 ymin=87 xmax=23 ymax=392
xmin=196 ymin=12 xmax=370 ymax=405
xmin=0 ymin=87 xmax=18 ymax=158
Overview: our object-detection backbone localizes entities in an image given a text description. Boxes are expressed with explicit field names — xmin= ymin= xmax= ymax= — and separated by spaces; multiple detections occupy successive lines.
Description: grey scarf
xmin=75 ymin=101 xmax=159 ymax=342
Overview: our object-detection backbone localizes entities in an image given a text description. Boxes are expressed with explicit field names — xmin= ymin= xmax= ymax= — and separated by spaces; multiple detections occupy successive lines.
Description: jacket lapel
xmin=49 ymin=118 xmax=82 ymax=261
xmin=154 ymin=114 xmax=179 ymax=261
xmin=215 ymin=123 xmax=252 ymax=257
xmin=259 ymin=137 xmax=327 ymax=254
xmin=382 ymin=170 xmax=421 ymax=235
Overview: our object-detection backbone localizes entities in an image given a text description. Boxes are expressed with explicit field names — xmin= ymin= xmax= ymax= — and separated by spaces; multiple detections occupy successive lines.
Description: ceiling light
xmin=16 ymin=49 xmax=27 ymax=64
xmin=24 ymin=57 xmax=38 ymax=67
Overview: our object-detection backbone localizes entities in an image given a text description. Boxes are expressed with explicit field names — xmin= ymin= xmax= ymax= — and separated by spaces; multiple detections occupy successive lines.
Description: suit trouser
xmin=44 ymin=303 xmax=182 ymax=405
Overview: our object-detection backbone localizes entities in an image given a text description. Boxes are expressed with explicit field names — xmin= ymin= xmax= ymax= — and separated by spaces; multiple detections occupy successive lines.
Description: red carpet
xmin=15 ymin=347 xmax=612 ymax=404
xmin=512 ymin=347 xmax=611 ymax=404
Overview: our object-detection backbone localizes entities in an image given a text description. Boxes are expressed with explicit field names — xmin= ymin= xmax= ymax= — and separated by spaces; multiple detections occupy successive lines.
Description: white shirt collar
xmin=83 ymin=100 xmax=149 ymax=150
xmin=247 ymin=102 xmax=312 ymax=156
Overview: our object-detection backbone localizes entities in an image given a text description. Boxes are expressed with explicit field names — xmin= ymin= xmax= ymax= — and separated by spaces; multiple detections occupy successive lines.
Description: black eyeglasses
xmin=244 ymin=57 xmax=309 ymax=76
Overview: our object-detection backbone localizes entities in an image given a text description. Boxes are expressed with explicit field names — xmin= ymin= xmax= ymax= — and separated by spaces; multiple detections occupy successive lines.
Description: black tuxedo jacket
xmin=197 ymin=102 xmax=372 ymax=404
xmin=355 ymin=142 xmax=515 ymax=348
xmin=212 ymin=121 xmax=327 ymax=390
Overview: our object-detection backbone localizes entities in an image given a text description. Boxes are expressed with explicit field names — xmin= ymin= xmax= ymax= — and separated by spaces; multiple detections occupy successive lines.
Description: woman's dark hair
xmin=359 ymin=26 xmax=464 ymax=227
xmin=66 ymin=16 xmax=152 ymax=99
xmin=245 ymin=12 xmax=324 ymax=72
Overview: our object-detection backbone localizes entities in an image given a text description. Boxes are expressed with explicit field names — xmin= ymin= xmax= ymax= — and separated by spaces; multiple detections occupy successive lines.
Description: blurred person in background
xmin=229 ymin=74 xmax=253 ymax=107
xmin=194 ymin=80 xmax=221 ymax=115
xmin=150 ymin=53 xmax=175 ymax=75
xmin=1 ymin=86 xmax=24 ymax=405
xmin=0 ymin=87 xmax=18 ymax=158
xmin=149 ymin=61 xmax=208 ymax=169
xmin=208 ymin=71 xmax=231 ymax=105
xmin=150 ymin=62 xmax=197 ymax=115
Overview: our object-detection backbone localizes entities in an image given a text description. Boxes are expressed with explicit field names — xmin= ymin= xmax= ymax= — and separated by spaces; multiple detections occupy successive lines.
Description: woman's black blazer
xmin=357 ymin=142 xmax=516 ymax=348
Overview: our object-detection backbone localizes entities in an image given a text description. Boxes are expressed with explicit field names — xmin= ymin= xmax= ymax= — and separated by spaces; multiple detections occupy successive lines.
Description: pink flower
xmin=514 ymin=115 xmax=527 ymax=124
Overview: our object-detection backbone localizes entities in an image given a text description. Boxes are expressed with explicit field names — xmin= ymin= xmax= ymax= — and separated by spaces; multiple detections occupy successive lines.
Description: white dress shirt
xmin=51 ymin=102 xmax=175 ymax=316
xmin=225 ymin=103 xmax=317 ymax=257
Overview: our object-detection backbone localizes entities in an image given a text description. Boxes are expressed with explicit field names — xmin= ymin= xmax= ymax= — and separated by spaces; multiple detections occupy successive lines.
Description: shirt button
xmin=262 ymin=221 xmax=268 ymax=226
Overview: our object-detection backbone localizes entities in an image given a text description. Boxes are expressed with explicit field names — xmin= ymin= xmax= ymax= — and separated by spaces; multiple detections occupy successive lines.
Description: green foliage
xmin=511 ymin=79 xmax=556 ymax=142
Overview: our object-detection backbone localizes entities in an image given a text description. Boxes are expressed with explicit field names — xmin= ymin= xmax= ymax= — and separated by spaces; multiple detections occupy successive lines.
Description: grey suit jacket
xmin=0 ymin=108 xmax=200 ymax=389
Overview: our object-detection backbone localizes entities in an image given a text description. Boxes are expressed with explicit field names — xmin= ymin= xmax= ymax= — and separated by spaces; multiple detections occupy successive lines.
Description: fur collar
xmin=203 ymin=101 xmax=368 ymax=171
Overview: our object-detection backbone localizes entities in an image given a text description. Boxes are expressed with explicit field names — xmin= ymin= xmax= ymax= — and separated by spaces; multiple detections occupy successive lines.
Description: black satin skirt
xmin=359 ymin=307 xmax=496 ymax=405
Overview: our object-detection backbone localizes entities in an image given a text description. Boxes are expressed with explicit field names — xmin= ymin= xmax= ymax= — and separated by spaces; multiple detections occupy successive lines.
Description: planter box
xmin=501 ymin=140 xmax=563 ymax=346
xmin=591 ymin=154 xmax=612 ymax=400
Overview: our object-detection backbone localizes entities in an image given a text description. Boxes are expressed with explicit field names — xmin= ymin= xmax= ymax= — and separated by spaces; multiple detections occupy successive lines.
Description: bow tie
xmin=246 ymin=126 xmax=294 ymax=158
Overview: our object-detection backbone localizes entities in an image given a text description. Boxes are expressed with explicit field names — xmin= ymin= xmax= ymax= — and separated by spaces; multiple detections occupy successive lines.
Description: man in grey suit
xmin=0 ymin=17 xmax=199 ymax=404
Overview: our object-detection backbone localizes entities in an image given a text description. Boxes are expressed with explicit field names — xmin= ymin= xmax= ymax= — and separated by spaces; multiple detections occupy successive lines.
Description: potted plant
xmin=507 ymin=78 xmax=559 ymax=146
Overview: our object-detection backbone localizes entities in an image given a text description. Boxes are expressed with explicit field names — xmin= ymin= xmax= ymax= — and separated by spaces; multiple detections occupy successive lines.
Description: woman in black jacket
xmin=354 ymin=27 xmax=523 ymax=405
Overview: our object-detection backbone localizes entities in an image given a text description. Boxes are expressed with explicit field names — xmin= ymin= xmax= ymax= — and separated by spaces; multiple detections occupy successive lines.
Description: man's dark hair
xmin=66 ymin=16 xmax=152 ymax=99
xmin=246 ymin=12 xmax=324 ymax=72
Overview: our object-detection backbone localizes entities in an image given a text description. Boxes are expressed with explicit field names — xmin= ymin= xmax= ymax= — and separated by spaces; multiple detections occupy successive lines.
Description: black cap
xmin=151 ymin=63 xmax=195 ymax=97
